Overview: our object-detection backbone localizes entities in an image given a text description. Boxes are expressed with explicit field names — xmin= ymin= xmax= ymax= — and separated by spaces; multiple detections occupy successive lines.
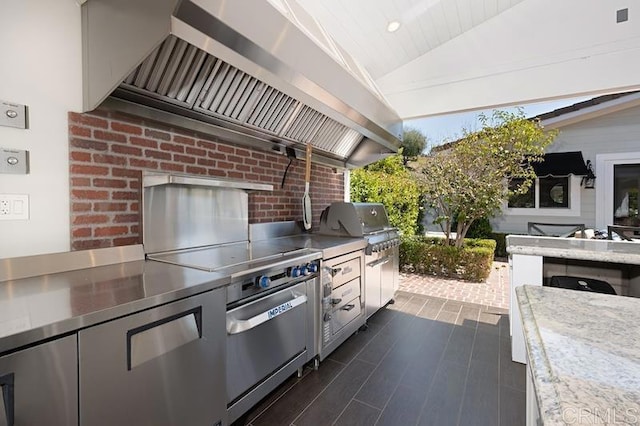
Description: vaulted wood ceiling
xmin=292 ymin=0 xmax=640 ymax=119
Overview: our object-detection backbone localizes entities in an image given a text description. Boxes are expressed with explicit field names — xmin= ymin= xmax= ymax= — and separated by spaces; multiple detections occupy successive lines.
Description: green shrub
xmin=464 ymin=217 xmax=493 ymax=239
xmin=350 ymin=154 xmax=422 ymax=236
xmin=400 ymin=236 xmax=496 ymax=282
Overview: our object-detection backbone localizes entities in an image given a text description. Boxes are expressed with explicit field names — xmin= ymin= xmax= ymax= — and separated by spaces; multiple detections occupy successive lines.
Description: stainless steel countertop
xmin=0 ymin=259 xmax=229 ymax=354
xmin=0 ymin=234 xmax=366 ymax=355
xmin=268 ymin=235 xmax=368 ymax=259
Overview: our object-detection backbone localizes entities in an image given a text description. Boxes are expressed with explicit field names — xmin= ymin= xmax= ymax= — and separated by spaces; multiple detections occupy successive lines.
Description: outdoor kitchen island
xmin=516 ymin=285 xmax=640 ymax=425
xmin=507 ymin=235 xmax=640 ymax=364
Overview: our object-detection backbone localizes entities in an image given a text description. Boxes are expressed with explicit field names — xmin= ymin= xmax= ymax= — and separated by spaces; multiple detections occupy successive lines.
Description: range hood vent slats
xmin=165 ymin=45 xmax=205 ymax=101
xmin=198 ymin=59 xmax=227 ymax=111
xmin=221 ymin=74 xmax=253 ymax=119
xmin=157 ymin=41 xmax=188 ymax=96
xmin=145 ymin=36 xmax=178 ymax=93
xmin=284 ymin=106 xmax=326 ymax=142
xmin=116 ymin=35 xmax=395 ymax=164
xmin=185 ymin=56 xmax=216 ymax=107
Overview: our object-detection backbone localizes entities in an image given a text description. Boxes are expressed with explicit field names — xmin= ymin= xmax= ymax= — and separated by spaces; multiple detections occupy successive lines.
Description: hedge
xmin=400 ymin=236 xmax=496 ymax=282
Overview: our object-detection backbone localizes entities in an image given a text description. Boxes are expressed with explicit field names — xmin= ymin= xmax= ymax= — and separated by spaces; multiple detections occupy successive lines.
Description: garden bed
xmin=400 ymin=236 xmax=496 ymax=282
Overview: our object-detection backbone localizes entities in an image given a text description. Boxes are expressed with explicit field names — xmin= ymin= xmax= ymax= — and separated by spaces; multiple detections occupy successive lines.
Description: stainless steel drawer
xmin=330 ymin=277 xmax=361 ymax=309
xmin=79 ymin=288 xmax=227 ymax=426
xmin=332 ymin=295 xmax=362 ymax=335
xmin=326 ymin=257 xmax=361 ymax=289
xmin=226 ymin=281 xmax=307 ymax=404
xmin=0 ymin=335 xmax=77 ymax=426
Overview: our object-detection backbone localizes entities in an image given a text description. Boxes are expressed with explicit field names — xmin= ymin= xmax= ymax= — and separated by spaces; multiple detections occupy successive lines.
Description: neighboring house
xmin=492 ymin=91 xmax=640 ymax=234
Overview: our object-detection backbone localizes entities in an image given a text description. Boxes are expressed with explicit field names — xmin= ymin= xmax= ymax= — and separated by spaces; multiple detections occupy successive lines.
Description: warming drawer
xmin=325 ymin=256 xmax=361 ymax=289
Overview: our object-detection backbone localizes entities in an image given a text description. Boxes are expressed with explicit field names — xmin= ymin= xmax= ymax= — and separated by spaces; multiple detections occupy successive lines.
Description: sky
xmin=404 ymin=96 xmax=592 ymax=149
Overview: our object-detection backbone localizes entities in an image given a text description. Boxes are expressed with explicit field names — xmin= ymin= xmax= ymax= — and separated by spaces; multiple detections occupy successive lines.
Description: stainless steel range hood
xmin=80 ymin=0 xmax=402 ymax=168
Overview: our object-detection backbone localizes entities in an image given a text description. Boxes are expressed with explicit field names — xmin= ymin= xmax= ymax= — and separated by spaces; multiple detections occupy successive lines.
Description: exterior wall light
xmin=581 ymin=160 xmax=596 ymax=189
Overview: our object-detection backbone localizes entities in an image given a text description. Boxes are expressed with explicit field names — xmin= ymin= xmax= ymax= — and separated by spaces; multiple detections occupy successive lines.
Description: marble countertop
xmin=507 ymin=235 xmax=640 ymax=265
xmin=516 ymin=285 xmax=640 ymax=425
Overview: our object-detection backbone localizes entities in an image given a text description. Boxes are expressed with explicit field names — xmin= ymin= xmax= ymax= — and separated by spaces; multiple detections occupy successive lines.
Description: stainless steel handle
xmin=367 ymin=256 xmax=391 ymax=268
xmin=0 ymin=373 xmax=14 ymax=426
xmin=227 ymin=294 xmax=308 ymax=335
xmin=127 ymin=307 xmax=202 ymax=370
xmin=341 ymin=304 xmax=355 ymax=311
xmin=331 ymin=298 xmax=342 ymax=305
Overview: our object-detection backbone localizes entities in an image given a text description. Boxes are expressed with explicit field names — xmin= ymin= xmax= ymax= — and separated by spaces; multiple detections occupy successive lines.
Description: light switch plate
xmin=0 ymin=194 xmax=29 ymax=220
xmin=0 ymin=100 xmax=27 ymax=129
xmin=0 ymin=148 xmax=29 ymax=174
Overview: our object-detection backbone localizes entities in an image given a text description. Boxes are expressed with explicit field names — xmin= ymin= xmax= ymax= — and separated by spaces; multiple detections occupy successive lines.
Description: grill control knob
xmin=256 ymin=275 xmax=271 ymax=289
xmin=300 ymin=265 xmax=309 ymax=276
xmin=307 ymin=262 xmax=318 ymax=273
xmin=289 ymin=266 xmax=301 ymax=278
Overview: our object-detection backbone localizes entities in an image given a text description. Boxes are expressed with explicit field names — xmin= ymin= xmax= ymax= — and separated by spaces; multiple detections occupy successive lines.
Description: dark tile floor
xmin=234 ymin=290 xmax=526 ymax=426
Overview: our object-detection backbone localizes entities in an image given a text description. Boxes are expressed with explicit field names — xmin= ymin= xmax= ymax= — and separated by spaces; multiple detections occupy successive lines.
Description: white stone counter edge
xmin=516 ymin=285 xmax=566 ymax=425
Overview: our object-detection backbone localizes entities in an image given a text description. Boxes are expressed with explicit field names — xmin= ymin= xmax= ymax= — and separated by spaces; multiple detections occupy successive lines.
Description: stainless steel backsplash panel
xmin=143 ymin=184 xmax=248 ymax=254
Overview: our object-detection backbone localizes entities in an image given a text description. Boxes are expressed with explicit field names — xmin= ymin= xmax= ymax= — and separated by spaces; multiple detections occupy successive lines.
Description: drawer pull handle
xmin=341 ymin=304 xmax=355 ymax=311
xmin=331 ymin=298 xmax=342 ymax=305
xmin=0 ymin=373 xmax=14 ymax=426
xmin=227 ymin=294 xmax=307 ymax=335
xmin=127 ymin=307 xmax=202 ymax=371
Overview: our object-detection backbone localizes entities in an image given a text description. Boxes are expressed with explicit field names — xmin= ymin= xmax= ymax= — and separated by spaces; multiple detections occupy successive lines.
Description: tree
xmin=416 ymin=109 xmax=558 ymax=247
xmin=401 ymin=128 xmax=428 ymax=165
xmin=350 ymin=153 xmax=422 ymax=236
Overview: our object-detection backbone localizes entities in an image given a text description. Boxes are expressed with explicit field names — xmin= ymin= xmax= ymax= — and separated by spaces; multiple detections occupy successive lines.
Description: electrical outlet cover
xmin=0 ymin=194 xmax=29 ymax=220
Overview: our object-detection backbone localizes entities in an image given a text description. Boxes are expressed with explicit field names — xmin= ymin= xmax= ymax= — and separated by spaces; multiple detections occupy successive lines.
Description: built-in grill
xmin=319 ymin=202 xmax=400 ymax=318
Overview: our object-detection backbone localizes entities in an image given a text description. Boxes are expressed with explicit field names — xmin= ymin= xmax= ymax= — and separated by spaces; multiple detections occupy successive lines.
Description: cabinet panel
xmin=79 ymin=288 xmax=227 ymax=426
xmin=0 ymin=334 xmax=77 ymax=426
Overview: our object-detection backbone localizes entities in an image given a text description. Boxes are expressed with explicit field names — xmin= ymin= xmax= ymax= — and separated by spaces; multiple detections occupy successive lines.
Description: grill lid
xmin=318 ymin=202 xmax=391 ymax=237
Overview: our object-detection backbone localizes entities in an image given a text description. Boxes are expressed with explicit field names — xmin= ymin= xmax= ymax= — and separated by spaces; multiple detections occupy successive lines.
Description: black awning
xmin=532 ymin=151 xmax=589 ymax=177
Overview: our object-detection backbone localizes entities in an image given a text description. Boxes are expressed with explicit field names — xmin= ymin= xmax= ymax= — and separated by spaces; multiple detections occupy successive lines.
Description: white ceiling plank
xmin=484 ymin=0 xmax=498 ymax=19
xmin=294 ymin=0 xmax=640 ymax=118
xmin=442 ymin=0 xmax=462 ymax=39
xmin=431 ymin=3 xmax=452 ymax=45
xmin=455 ymin=0 xmax=474 ymax=33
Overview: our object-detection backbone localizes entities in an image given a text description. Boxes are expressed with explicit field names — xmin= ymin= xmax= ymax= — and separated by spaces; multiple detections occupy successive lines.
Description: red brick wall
xmin=69 ymin=109 xmax=344 ymax=251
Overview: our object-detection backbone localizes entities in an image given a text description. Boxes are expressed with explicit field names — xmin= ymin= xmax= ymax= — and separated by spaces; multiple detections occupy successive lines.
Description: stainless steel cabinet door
xmin=0 ymin=334 xmax=78 ymax=426
xmin=79 ymin=289 xmax=227 ymax=426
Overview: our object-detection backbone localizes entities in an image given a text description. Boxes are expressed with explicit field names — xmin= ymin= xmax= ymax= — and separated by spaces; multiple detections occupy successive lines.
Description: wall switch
xmin=0 ymin=100 xmax=27 ymax=129
xmin=0 ymin=148 xmax=29 ymax=174
xmin=0 ymin=194 xmax=29 ymax=220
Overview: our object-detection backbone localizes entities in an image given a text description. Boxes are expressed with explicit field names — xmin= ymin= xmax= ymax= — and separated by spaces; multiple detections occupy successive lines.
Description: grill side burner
xmin=319 ymin=202 xmax=400 ymax=319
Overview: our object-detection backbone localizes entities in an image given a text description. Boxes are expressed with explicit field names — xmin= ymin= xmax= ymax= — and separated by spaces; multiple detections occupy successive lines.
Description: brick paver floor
xmin=397 ymin=260 xmax=510 ymax=310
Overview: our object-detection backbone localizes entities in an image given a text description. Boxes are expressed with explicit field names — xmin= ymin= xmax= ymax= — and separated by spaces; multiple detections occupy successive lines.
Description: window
xmin=508 ymin=177 xmax=571 ymax=209
xmin=613 ymin=163 xmax=640 ymax=226
xmin=540 ymin=177 xmax=569 ymax=208
xmin=508 ymin=178 xmax=534 ymax=208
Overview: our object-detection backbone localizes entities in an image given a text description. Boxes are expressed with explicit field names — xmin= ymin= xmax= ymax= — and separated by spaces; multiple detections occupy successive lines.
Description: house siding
xmin=68 ymin=108 xmax=344 ymax=250
xmin=492 ymin=104 xmax=640 ymax=234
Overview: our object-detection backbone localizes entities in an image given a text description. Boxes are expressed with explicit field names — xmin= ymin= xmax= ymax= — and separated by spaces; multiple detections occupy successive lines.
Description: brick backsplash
xmin=69 ymin=109 xmax=344 ymax=251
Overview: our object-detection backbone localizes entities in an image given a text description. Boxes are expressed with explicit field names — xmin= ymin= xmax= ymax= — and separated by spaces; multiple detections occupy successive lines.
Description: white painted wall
xmin=0 ymin=1 xmax=82 ymax=259
xmin=492 ymin=104 xmax=640 ymax=234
